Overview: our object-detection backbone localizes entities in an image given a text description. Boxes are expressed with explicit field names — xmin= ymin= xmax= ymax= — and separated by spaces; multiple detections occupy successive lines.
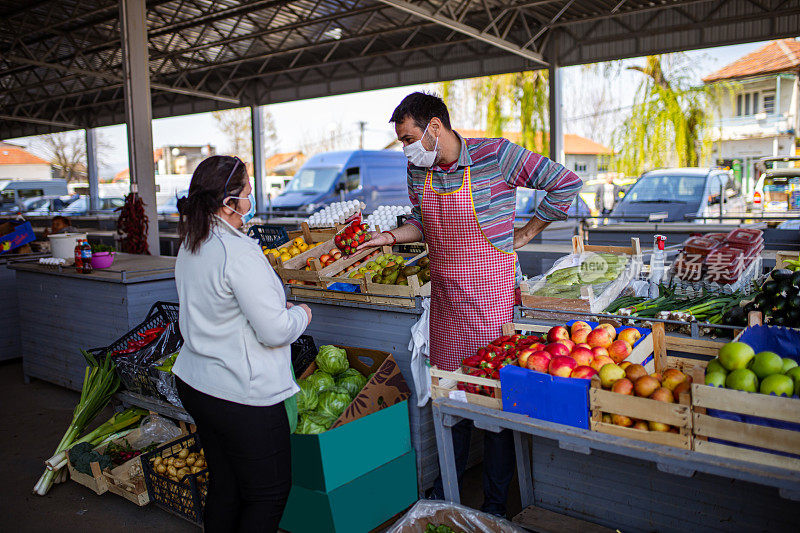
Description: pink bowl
xmin=91 ymin=251 xmax=115 ymax=269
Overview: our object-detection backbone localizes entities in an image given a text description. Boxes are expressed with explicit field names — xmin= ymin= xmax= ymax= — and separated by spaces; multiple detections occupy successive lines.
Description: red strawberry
xmin=358 ymin=234 xmax=365 ymax=244
xmin=361 ymin=223 xmax=369 ymax=231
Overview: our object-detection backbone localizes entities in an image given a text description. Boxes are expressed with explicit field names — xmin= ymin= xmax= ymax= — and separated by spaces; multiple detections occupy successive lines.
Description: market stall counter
xmin=9 ymin=253 xmax=177 ymax=390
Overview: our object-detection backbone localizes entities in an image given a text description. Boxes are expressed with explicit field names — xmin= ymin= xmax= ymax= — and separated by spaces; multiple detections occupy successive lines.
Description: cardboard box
xmin=293 ymin=346 xmax=412 ymax=492
xmin=0 ymin=221 xmax=35 ymax=254
xmin=280 ymin=450 xmax=418 ymax=533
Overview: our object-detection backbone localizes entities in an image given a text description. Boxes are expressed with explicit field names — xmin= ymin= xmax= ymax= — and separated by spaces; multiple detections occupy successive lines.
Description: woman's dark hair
xmin=390 ymin=91 xmax=452 ymax=131
xmin=178 ymin=155 xmax=248 ymax=253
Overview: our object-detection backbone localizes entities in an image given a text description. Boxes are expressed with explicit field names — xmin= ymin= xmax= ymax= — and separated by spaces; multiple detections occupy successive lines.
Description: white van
xmin=0 ymin=179 xmax=68 ymax=214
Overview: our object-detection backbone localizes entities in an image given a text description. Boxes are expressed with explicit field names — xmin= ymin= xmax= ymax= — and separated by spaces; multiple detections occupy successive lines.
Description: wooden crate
xmin=691 ymin=380 xmax=800 ymax=471
xmin=589 ymin=322 xmax=694 ymax=449
xmin=521 ymin=236 xmax=642 ymax=320
xmin=430 ymin=366 xmax=502 ymax=410
xmin=67 ymin=459 xmax=108 ymax=495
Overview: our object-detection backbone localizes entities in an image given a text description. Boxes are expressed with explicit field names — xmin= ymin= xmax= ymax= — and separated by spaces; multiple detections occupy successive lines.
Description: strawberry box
xmin=333 ymin=220 xmax=372 ymax=257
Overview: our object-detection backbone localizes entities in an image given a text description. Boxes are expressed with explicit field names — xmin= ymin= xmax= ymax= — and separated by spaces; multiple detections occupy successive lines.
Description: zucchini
xmin=792 ymin=271 xmax=800 ymax=288
xmin=753 ymin=293 xmax=769 ymax=309
xmin=791 ymin=295 xmax=800 ymax=310
xmin=762 ymin=280 xmax=780 ymax=296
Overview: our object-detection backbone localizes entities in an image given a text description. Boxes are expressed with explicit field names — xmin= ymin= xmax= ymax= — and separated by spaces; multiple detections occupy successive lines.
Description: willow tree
xmin=613 ymin=55 xmax=718 ymax=176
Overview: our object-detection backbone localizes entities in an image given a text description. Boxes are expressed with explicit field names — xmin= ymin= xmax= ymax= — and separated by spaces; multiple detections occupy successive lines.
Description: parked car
xmin=22 ymin=194 xmax=79 ymax=215
xmin=609 ymin=168 xmax=746 ymax=223
xmin=60 ymin=196 xmax=126 ymax=215
xmin=515 ymin=188 xmax=591 ymax=220
xmin=752 ymin=156 xmax=800 ymax=213
xmin=270 ymin=150 xmax=409 ymax=214
xmin=0 ymin=179 xmax=69 ymax=214
xmin=158 ymin=189 xmax=188 ymax=216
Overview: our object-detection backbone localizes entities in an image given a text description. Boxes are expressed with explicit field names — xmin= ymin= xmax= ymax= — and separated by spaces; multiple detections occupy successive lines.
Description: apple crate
xmin=521 ymin=236 xmax=642 ymax=321
xmin=430 ymin=366 xmax=502 ymax=410
xmin=690 ymin=324 xmax=800 ymax=471
xmin=499 ymin=321 xmax=653 ymax=430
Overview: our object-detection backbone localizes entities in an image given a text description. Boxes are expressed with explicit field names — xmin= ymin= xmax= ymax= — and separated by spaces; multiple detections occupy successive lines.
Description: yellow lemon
xmin=294 ymin=237 xmax=306 ymax=246
xmin=288 ymin=245 xmax=301 ymax=257
xmin=279 ymin=253 xmax=292 ymax=263
xmin=298 ymin=242 xmax=309 ymax=252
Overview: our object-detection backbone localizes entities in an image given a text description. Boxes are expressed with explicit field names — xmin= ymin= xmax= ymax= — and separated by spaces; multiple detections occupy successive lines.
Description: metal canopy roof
xmin=1 ymin=0 xmax=798 ymax=138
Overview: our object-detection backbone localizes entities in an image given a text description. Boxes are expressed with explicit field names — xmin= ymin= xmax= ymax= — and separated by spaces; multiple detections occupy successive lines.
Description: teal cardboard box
xmin=293 ymin=346 xmax=412 ymax=492
xmin=280 ymin=450 xmax=418 ymax=533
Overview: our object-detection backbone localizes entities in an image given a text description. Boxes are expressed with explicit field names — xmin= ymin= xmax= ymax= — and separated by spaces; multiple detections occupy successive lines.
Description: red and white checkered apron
xmin=422 ymin=167 xmax=515 ymax=371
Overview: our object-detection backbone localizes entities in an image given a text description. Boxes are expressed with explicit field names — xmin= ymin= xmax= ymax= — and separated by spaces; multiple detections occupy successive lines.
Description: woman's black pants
xmin=176 ymin=378 xmax=292 ymax=533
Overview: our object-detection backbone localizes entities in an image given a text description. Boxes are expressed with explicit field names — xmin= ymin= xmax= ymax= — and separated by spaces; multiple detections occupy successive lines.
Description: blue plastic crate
xmin=247 ymin=224 xmax=289 ymax=248
xmin=500 ymin=365 xmax=590 ymax=429
xmin=0 ymin=220 xmax=35 ymax=254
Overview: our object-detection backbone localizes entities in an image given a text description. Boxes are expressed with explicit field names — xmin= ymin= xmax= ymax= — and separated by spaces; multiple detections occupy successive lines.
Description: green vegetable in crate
xmin=296 ymin=379 xmax=319 ymax=413
xmin=336 ymin=371 xmax=367 ymax=398
xmin=306 ymin=370 xmax=335 ymax=393
xmin=69 ymin=441 xmax=113 ymax=475
xmin=295 ymin=413 xmax=329 ymax=434
xmin=317 ymin=387 xmax=352 ymax=421
xmin=315 ymin=345 xmax=349 ymax=375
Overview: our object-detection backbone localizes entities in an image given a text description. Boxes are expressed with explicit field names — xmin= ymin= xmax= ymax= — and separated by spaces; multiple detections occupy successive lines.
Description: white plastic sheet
xmin=386 ymin=500 xmax=526 ymax=533
xmin=408 ymin=297 xmax=431 ymax=407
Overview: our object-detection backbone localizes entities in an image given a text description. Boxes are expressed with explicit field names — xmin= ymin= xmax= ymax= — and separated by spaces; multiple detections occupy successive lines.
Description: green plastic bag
xmin=285 ymin=364 xmax=299 ymax=434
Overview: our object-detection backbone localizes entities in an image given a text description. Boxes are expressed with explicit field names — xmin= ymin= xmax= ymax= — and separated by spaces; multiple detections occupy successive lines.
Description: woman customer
xmin=173 ymin=155 xmax=312 ymax=532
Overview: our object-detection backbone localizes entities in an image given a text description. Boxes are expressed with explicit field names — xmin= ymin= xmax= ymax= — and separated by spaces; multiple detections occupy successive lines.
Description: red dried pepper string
xmin=116 ymin=192 xmax=150 ymax=255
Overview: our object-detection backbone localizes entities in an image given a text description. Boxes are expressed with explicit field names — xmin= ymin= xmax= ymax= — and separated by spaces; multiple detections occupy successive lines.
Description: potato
xmin=178 ymin=449 xmax=189 ymax=459
xmin=164 ymin=457 xmax=174 ymax=466
xmin=156 ymin=464 xmax=167 ymax=474
xmin=190 ymin=466 xmax=202 ymax=474
xmin=153 ymin=457 xmax=163 ymax=467
xmin=167 ymin=465 xmax=177 ymax=477
xmin=185 ymin=456 xmax=196 ymax=466
xmin=194 ymin=458 xmax=205 ymax=468
xmin=173 ymin=459 xmax=186 ymax=469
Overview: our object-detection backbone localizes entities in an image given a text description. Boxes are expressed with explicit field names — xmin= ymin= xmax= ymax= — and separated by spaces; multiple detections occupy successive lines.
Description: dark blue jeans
xmin=430 ymin=418 xmax=516 ymax=516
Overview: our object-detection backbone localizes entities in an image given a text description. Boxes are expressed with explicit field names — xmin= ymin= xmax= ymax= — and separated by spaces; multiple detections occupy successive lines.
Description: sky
xmin=6 ymin=40 xmax=773 ymax=179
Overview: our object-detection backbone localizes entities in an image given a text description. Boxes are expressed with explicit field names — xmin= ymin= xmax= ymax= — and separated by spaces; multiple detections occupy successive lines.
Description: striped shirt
xmin=406 ymin=133 xmax=583 ymax=252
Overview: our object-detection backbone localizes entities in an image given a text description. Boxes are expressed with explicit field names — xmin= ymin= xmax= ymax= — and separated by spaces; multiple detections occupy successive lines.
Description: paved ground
xmin=0 ymin=360 xmax=520 ymax=532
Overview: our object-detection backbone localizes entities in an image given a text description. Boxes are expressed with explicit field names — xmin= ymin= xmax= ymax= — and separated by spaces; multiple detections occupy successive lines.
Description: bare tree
xmin=298 ymin=122 xmax=358 ymax=156
xmin=30 ymin=130 xmax=111 ymax=182
xmin=212 ymin=107 xmax=279 ymax=162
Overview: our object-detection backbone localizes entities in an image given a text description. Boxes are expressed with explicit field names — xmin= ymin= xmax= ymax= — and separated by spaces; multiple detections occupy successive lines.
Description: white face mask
xmin=403 ymin=123 xmax=438 ymax=167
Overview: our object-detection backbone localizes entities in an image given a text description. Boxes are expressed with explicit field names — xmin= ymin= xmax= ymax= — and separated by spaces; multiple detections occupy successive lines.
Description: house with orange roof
xmin=703 ymin=39 xmax=800 ymax=185
xmin=0 ymin=142 xmax=52 ymax=180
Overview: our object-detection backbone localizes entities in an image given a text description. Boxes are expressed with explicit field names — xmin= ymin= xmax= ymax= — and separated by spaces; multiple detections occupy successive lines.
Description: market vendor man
xmin=360 ymin=92 xmax=582 ymax=517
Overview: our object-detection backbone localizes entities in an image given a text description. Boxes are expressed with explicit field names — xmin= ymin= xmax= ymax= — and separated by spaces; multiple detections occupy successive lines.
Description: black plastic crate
xmin=247 ymin=224 xmax=290 ymax=249
xmin=291 ymin=334 xmax=317 ymax=376
xmin=141 ymin=433 xmax=208 ymax=525
xmin=88 ymin=302 xmax=181 ymax=398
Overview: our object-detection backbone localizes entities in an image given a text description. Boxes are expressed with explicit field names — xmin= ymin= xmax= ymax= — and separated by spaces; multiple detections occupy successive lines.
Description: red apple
xmin=662 ymin=368 xmax=688 ymax=391
xmin=618 ymin=327 xmax=642 ymax=346
xmin=544 ymin=343 xmax=570 ymax=358
xmin=591 ymin=346 xmax=609 ymax=359
xmin=570 ymin=347 xmax=594 ymax=367
xmin=570 ymin=366 xmax=598 ymax=379
xmin=547 ymin=326 xmax=570 ymax=343
xmin=570 ymin=321 xmax=591 ymax=344
xmin=598 ymin=323 xmax=617 ymax=341
xmin=625 ymin=364 xmax=648 ymax=382
xmin=526 ymin=351 xmax=551 ymax=373
xmin=634 ymin=376 xmax=660 ymax=398
xmin=548 ymin=356 xmax=578 ymax=378
xmin=612 ymin=414 xmax=634 ymax=427
xmin=527 ymin=342 xmax=545 ymax=353
xmin=650 ymin=387 xmax=675 ymax=403
xmin=587 ymin=327 xmax=613 ymax=349
xmin=633 ymin=421 xmax=649 ymax=431
xmin=517 ymin=348 xmax=536 ymax=368
xmin=559 ymin=339 xmax=575 ymax=352
xmin=577 ymin=343 xmax=591 ymax=350
xmin=611 ymin=378 xmax=634 ymax=395
xmin=590 ymin=354 xmax=615 ymax=372
xmin=608 ymin=339 xmax=633 ymax=364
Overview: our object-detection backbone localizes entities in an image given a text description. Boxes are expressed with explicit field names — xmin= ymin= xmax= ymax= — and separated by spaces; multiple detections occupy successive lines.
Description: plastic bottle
xmin=81 ymin=240 xmax=93 ymax=274
xmin=649 ymin=234 xmax=666 ymax=298
xmin=74 ymin=239 xmax=84 ymax=273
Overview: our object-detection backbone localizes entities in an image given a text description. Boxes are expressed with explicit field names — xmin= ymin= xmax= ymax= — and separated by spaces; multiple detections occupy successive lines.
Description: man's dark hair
xmin=390 ymin=92 xmax=452 ymax=131
xmin=52 ymin=215 xmax=71 ymax=226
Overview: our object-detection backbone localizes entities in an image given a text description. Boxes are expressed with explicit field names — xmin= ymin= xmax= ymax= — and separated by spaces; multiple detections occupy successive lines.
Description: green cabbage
xmin=316 ymin=345 xmax=349 ymax=376
xmin=317 ymin=387 xmax=351 ymax=422
xmin=336 ymin=372 xmax=367 ymax=398
xmin=295 ymin=413 xmax=328 ymax=434
xmin=296 ymin=379 xmax=318 ymax=413
xmin=306 ymin=371 xmax=335 ymax=393
xmin=338 ymin=368 xmax=363 ymax=380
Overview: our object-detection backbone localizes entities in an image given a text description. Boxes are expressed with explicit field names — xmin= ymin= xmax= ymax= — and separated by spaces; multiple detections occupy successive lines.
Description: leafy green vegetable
xmin=295 ymin=413 xmax=329 ymax=434
xmin=68 ymin=441 xmax=112 ymax=475
xmin=336 ymin=372 xmax=367 ymax=398
xmin=306 ymin=370 xmax=335 ymax=393
xmin=91 ymin=243 xmax=116 ymax=253
xmin=317 ymin=387 xmax=351 ymax=421
xmin=296 ymin=379 xmax=319 ymax=413
xmin=316 ymin=345 xmax=349 ymax=376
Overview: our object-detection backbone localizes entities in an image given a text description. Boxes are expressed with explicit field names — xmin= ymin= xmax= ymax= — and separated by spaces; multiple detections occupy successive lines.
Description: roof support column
xmin=85 ymin=128 xmax=100 ymax=214
xmin=119 ymin=0 xmax=159 ymax=255
xmin=548 ymin=56 xmax=565 ymax=166
xmin=251 ymin=105 xmax=265 ymax=214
